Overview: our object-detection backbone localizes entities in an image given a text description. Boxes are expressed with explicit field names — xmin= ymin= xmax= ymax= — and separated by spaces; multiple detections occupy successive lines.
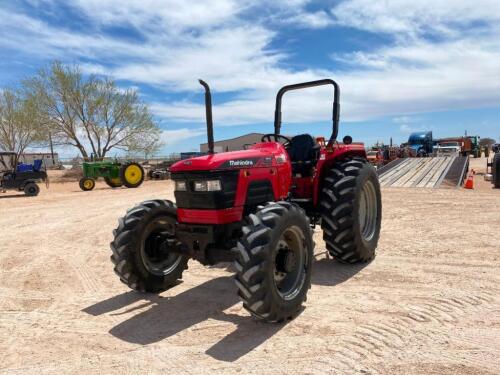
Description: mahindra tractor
xmin=110 ymin=79 xmax=382 ymax=322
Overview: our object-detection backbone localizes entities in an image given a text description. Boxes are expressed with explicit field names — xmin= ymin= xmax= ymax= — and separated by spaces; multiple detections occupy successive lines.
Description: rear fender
xmin=313 ymin=145 xmax=366 ymax=206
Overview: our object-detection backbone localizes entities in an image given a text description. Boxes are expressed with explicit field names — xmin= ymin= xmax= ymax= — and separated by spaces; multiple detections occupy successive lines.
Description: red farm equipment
xmin=110 ymin=79 xmax=382 ymax=322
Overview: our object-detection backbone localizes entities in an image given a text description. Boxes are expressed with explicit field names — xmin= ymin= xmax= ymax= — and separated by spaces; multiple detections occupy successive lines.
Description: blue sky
xmin=1 ymin=0 xmax=499 ymax=156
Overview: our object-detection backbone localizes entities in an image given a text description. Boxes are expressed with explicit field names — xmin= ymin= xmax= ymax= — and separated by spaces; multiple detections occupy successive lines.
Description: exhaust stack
xmin=199 ymin=79 xmax=215 ymax=154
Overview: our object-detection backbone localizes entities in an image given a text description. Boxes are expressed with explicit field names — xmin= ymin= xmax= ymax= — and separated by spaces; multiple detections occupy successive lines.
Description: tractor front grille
xmin=171 ymin=170 xmax=239 ymax=209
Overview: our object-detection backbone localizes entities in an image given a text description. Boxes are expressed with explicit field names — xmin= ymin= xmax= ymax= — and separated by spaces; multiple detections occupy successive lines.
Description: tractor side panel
xmin=313 ymin=145 xmax=367 ymax=206
xmin=245 ymin=180 xmax=275 ymax=207
xmin=82 ymin=163 xmax=92 ymax=178
xmin=83 ymin=161 xmax=122 ymax=179
xmin=293 ymin=176 xmax=314 ymax=199
xmin=233 ymin=167 xmax=282 ymax=207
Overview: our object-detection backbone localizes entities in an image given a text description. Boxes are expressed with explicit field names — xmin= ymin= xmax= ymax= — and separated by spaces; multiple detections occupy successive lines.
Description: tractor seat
xmin=288 ymin=134 xmax=320 ymax=176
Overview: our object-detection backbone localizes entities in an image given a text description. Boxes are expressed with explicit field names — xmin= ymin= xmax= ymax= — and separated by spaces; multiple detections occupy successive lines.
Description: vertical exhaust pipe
xmin=199 ymin=79 xmax=215 ymax=154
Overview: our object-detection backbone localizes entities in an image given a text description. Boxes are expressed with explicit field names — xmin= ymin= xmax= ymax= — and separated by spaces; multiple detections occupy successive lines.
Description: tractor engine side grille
xmin=171 ymin=170 xmax=239 ymax=209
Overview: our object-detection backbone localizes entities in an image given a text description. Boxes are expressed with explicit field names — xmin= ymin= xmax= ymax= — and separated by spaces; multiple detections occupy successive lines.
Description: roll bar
xmin=274 ymin=79 xmax=340 ymax=145
xmin=198 ymin=79 xmax=215 ymax=154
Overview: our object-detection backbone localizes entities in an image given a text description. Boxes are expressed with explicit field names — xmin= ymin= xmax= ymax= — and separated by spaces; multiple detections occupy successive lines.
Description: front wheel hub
xmin=273 ymin=227 xmax=307 ymax=300
xmin=276 ymin=247 xmax=297 ymax=273
xmin=141 ymin=218 xmax=183 ymax=276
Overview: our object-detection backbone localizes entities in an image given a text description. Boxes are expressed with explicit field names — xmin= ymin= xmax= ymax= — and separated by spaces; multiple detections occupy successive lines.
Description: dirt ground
xmin=0 ymin=157 xmax=499 ymax=374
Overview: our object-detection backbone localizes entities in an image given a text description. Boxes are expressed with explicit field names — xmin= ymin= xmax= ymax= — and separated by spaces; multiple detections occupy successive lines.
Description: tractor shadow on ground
xmin=311 ymin=255 xmax=371 ymax=286
xmin=83 ymin=276 xmax=288 ymax=362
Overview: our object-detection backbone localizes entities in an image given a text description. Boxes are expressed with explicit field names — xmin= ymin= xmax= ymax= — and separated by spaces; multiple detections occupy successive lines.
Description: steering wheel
xmin=261 ymin=134 xmax=292 ymax=148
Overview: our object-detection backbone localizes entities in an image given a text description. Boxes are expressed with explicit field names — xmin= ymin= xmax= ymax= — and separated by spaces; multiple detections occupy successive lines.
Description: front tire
xmin=79 ymin=177 xmax=95 ymax=191
xmin=234 ymin=202 xmax=314 ymax=322
xmin=320 ymin=157 xmax=382 ymax=263
xmin=110 ymin=200 xmax=188 ymax=292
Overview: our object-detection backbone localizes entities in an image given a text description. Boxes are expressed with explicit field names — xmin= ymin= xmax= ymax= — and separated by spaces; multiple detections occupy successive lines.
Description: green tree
xmin=0 ymin=88 xmax=45 ymax=163
xmin=25 ymin=62 xmax=161 ymax=159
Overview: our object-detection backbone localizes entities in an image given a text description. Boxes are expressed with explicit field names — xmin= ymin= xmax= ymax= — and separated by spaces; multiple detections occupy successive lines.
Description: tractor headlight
xmin=193 ymin=179 xmax=221 ymax=192
xmin=175 ymin=180 xmax=187 ymax=191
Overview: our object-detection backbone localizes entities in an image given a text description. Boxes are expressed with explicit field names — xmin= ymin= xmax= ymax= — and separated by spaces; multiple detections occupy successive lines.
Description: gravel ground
xmin=0 ymin=157 xmax=498 ymax=374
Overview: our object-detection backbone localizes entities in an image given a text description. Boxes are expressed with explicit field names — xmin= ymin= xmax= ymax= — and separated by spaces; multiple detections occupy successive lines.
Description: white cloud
xmin=285 ymin=10 xmax=333 ymax=29
xmin=67 ymin=0 xmax=241 ymax=30
xmin=331 ymin=0 xmax=500 ymax=37
xmin=159 ymin=128 xmax=206 ymax=147
xmin=0 ymin=0 xmax=500 ymax=130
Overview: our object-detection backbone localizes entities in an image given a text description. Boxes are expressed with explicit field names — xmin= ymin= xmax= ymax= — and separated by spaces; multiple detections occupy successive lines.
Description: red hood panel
xmin=170 ymin=142 xmax=286 ymax=172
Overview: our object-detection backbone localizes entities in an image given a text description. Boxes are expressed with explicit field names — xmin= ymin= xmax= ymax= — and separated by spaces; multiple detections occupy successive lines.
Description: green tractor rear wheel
xmin=120 ymin=162 xmax=145 ymax=188
xmin=104 ymin=177 xmax=123 ymax=188
xmin=79 ymin=177 xmax=96 ymax=191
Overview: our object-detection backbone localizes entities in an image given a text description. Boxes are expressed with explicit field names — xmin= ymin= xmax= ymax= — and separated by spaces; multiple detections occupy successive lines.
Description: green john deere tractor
xmin=79 ymin=157 xmax=144 ymax=191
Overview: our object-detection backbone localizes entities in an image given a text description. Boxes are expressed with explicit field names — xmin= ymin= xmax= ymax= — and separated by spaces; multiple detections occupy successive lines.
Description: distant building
xmin=20 ymin=152 xmax=59 ymax=166
xmin=200 ymin=133 xmax=265 ymax=153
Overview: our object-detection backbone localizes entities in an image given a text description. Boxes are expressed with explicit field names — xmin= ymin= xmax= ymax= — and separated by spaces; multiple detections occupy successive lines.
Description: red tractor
xmin=111 ymin=79 xmax=382 ymax=322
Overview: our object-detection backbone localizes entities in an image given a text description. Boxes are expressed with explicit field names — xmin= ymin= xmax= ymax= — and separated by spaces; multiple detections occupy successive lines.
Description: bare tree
xmin=25 ymin=62 xmax=161 ymax=159
xmin=0 ymin=88 xmax=44 ymax=163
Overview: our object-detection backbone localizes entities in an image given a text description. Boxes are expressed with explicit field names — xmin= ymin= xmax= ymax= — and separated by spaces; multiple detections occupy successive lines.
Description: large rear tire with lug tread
xmin=234 ymin=201 xmax=314 ymax=322
xmin=320 ymin=157 xmax=382 ymax=263
xmin=110 ymin=199 xmax=189 ymax=292
xmin=105 ymin=177 xmax=123 ymax=188
xmin=120 ymin=162 xmax=144 ymax=188
xmin=493 ymin=153 xmax=500 ymax=188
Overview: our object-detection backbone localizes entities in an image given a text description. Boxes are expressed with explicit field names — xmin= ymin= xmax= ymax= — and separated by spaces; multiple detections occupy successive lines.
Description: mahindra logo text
xmin=229 ymin=159 xmax=254 ymax=166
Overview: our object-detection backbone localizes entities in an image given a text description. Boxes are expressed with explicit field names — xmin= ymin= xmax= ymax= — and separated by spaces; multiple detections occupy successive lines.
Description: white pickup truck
xmin=434 ymin=141 xmax=461 ymax=155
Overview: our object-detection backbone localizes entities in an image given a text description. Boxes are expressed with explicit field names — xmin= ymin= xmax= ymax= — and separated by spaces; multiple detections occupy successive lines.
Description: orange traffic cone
xmin=464 ymin=170 xmax=474 ymax=189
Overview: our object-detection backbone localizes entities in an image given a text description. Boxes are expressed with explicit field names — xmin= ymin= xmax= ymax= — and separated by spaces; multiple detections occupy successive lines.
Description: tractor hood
xmin=170 ymin=143 xmax=286 ymax=172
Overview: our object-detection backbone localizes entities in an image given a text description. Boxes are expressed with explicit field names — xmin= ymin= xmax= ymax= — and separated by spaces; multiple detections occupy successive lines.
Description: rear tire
xmin=110 ymin=200 xmax=188 ymax=292
xmin=24 ymin=182 xmax=39 ymax=196
xmin=120 ymin=162 xmax=144 ymax=188
xmin=493 ymin=153 xmax=500 ymax=188
xmin=234 ymin=202 xmax=314 ymax=322
xmin=320 ymin=157 xmax=382 ymax=263
xmin=79 ymin=177 xmax=95 ymax=191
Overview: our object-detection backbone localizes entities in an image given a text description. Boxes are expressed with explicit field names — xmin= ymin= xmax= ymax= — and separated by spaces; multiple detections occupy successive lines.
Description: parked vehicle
xmin=438 ymin=136 xmax=481 ymax=157
xmin=367 ymin=150 xmax=383 ymax=166
xmin=110 ymin=79 xmax=382 ymax=323
xmin=435 ymin=141 xmax=461 ymax=155
xmin=408 ymin=131 xmax=433 ymax=156
xmin=79 ymin=156 xmax=144 ymax=191
xmin=0 ymin=152 xmax=47 ymax=196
